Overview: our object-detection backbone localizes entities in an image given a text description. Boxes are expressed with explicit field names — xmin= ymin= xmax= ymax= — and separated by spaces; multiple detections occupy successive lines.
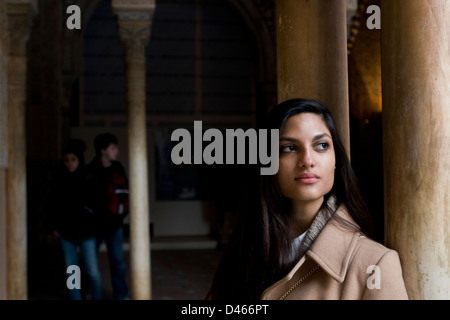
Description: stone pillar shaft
xmin=382 ymin=0 xmax=450 ymax=300
xmin=0 ymin=0 xmax=8 ymax=299
xmin=6 ymin=55 xmax=28 ymax=300
xmin=125 ymin=44 xmax=151 ymax=301
xmin=114 ymin=2 xmax=154 ymax=300
xmin=6 ymin=0 xmax=36 ymax=300
xmin=275 ymin=0 xmax=350 ymax=154
xmin=0 ymin=168 xmax=6 ymax=300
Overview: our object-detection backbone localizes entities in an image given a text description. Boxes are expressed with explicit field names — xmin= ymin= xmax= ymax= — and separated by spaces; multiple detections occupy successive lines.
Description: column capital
xmin=112 ymin=0 xmax=155 ymax=59
xmin=112 ymin=0 xmax=155 ymax=13
xmin=6 ymin=0 xmax=37 ymax=12
xmin=6 ymin=0 xmax=37 ymax=56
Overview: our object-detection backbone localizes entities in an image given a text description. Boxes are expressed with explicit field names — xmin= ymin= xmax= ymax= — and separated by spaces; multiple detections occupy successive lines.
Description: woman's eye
xmin=316 ymin=142 xmax=329 ymax=151
xmin=280 ymin=145 xmax=295 ymax=153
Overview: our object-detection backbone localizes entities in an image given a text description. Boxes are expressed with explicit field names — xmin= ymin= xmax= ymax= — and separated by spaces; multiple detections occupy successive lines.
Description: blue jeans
xmin=97 ymin=226 xmax=129 ymax=300
xmin=59 ymin=236 xmax=103 ymax=300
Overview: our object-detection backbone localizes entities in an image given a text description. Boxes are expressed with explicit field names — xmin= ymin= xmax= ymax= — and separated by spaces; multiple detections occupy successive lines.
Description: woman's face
xmin=64 ymin=153 xmax=79 ymax=173
xmin=276 ymin=113 xmax=336 ymax=204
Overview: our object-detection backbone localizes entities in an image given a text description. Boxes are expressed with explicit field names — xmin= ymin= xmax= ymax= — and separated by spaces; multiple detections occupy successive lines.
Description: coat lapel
xmin=261 ymin=204 xmax=365 ymax=299
xmin=306 ymin=205 xmax=364 ymax=283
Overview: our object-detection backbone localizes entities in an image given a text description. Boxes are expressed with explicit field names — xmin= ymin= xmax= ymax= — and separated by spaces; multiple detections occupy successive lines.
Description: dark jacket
xmin=87 ymin=157 xmax=128 ymax=236
xmin=46 ymin=165 xmax=98 ymax=241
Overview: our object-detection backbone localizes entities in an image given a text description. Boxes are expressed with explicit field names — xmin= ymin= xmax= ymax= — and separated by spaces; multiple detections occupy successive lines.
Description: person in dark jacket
xmin=87 ymin=133 xmax=130 ymax=300
xmin=47 ymin=139 xmax=103 ymax=300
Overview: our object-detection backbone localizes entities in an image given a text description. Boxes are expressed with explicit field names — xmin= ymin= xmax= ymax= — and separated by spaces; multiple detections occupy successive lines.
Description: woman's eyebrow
xmin=312 ymin=133 xmax=332 ymax=141
xmin=280 ymin=134 xmax=331 ymax=143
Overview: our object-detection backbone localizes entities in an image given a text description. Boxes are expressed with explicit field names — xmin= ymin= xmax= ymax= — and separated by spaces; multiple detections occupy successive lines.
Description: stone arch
xmin=229 ymin=0 xmax=276 ymax=84
xmin=228 ymin=0 xmax=277 ymax=116
xmin=60 ymin=0 xmax=103 ymax=127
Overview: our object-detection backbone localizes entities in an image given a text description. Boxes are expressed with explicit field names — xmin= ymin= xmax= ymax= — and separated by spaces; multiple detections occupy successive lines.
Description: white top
xmin=288 ymin=231 xmax=307 ymax=264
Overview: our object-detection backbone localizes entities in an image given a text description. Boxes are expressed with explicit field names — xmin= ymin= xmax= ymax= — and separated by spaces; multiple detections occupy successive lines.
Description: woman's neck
xmin=290 ymin=196 xmax=324 ymax=234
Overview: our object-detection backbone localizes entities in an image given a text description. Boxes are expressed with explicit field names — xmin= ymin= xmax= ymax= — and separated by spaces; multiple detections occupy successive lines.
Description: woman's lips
xmin=295 ymin=173 xmax=320 ymax=184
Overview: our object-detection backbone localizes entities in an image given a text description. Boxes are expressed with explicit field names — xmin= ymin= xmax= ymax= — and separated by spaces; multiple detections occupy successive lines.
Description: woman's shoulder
xmin=333 ymin=205 xmax=402 ymax=265
xmin=350 ymin=235 xmax=408 ymax=299
xmin=316 ymin=204 xmax=408 ymax=299
xmin=355 ymin=235 xmax=401 ymax=264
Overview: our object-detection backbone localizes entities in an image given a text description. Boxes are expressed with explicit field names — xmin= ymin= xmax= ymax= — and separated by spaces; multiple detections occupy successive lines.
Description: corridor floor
xmin=28 ymin=242 xmax=224 ymax=300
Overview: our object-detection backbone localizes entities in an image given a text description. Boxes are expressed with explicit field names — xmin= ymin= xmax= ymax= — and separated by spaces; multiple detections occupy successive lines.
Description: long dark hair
xmin=207 ymin=98 xmax=373 ymax=300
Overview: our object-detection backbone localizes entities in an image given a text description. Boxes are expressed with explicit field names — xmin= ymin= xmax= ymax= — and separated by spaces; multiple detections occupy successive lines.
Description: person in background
xmin=47 ymin=138 xmax=103 ymax=300
xmin=87 ymin=133 xmax=130 ymax=300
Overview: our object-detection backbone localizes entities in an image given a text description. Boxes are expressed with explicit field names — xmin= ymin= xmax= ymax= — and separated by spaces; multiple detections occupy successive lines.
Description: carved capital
xmin=6 ymin=0 xmax=37 ymax=56
xmin=112 ymin=0 xmax=155 ymax=59
xmin=112 ymin=0 xmax=155 ymax=12
xmin=116 ymin=18 xmax=152 ymax=59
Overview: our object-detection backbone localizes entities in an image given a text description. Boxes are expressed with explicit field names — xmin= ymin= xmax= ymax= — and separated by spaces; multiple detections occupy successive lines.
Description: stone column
xmin=5 ymin=0 xmax=36 ymax=300
xmin=382 ymin=0 xmax=450 ymax=300
xmin=112 ymin=0 xmax=154 ymax=300
xmin=275 ymin=0 xmax=350 ymax=154
xmin=0 ymin=0 xmax=7 ymax=301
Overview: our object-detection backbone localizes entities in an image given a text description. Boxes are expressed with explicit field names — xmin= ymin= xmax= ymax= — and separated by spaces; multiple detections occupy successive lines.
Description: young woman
xmin=207 ymin=99 xmax=408 ymax=300
xmin=48 ymin=139 xmax=103 ymax=300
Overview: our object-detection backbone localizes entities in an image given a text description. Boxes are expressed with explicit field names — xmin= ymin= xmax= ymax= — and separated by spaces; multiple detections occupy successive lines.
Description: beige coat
xmin=261 ymin=205 xmax=409 ymax=300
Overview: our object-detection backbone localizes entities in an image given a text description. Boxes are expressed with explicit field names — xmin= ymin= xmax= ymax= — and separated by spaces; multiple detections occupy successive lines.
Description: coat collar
xmin=260 ymin=205 xmax=365 ymax=299
xmin=304 ymin=205 xmax=365 ymax=283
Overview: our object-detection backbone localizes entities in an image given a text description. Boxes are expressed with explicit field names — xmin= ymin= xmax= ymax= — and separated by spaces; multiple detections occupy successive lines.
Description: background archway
xmin=74 ymin=0 xmax=276 ymax=239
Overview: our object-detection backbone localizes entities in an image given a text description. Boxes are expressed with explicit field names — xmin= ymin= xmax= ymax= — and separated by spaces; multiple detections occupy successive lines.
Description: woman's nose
xmin=297 ymin=148 xmax=314 ymax=168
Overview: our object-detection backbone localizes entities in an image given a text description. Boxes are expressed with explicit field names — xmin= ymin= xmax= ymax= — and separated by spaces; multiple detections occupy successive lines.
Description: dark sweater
xmin=86 ymin=157 xmax=128 ymax=236
xmin=47 ymin=165 xmax=98 ymax=241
